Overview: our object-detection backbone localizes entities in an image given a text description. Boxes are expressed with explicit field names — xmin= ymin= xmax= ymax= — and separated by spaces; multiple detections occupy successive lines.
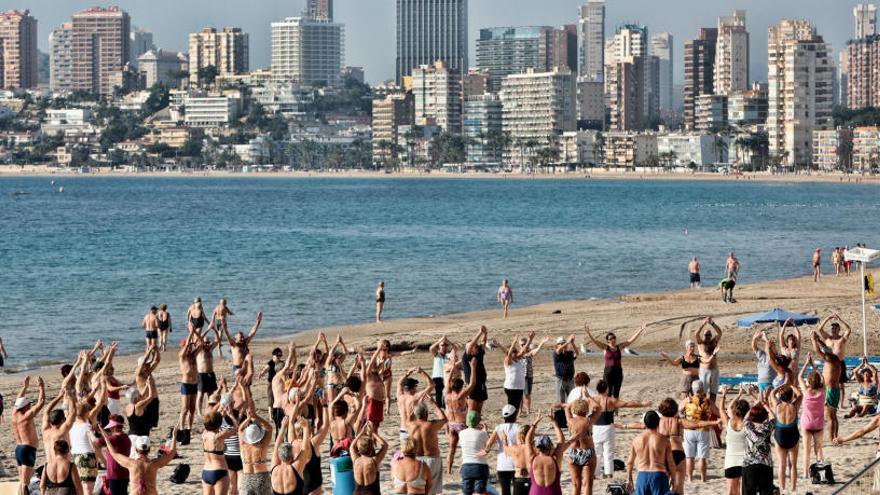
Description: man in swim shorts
xmin=12 ymin=376 xmax=45 ymax=495
xmin=627 ymin=410 xmax=678 ymax=495
xmin=142 ymin=306 xmax=160 ymax=349
xmin=812 ymin=331 xmax=843 ymax=441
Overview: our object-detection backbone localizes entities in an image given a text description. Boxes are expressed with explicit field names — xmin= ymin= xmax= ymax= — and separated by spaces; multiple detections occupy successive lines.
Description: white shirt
xmin=566 ymin=386 xmax=594 ymax=404
xmin=70 ymin=422 xmax=94 ymax=454
xmin=503 ymin=359 xmax=527 ymax=390
xmin=459 ymin=428 xmax=489 ymax=465
xmin=494 ymin=423 xmax=520 ymax=471
xmin=432 ymin=353 xmax=449 ymax=379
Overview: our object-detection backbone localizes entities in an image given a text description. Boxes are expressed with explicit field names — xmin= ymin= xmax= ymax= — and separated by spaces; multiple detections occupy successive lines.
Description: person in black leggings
xmin=585 ymin=323 xmax=647 ymax=398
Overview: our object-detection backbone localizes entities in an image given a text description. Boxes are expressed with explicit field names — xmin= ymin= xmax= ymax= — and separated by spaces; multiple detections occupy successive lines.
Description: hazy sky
xmin=18 ymin=0 xmax=864 ymax=84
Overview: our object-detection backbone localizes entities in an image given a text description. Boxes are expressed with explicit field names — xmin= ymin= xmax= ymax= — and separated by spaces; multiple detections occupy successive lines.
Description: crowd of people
xmin=5 ymin=295 xmax=879 ymax=495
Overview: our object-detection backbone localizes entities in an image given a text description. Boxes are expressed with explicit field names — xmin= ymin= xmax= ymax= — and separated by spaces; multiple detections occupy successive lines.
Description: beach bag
xmin=605 ymin=481 xmax=628 ymax=495
xmin=169 ymin=463 xmax=190 ymax=484
xmin=613 ymin=459 xmax=625 ymax=471
xmin=810 ymin=462 xmax=834 ymax=484
xmin=175 ymin=428 xmax=191 ymax=445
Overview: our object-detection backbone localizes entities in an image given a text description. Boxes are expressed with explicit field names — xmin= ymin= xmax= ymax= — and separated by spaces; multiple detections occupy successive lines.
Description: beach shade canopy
xmin=736 ymin=308 xmax=819 ymax=328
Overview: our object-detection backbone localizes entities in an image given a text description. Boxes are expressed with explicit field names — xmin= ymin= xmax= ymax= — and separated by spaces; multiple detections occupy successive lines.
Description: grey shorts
xmin=683 ymin=429 xmax=710 ymax=459
xmin=699 ymin=367 xmax=720 ymax=394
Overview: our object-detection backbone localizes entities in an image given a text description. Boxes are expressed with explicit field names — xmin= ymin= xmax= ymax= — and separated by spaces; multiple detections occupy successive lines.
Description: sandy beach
xmin=1 ymin=270 xmax=879 ymax=494
xmin=2 ymin=163 xmax=880 ymax=185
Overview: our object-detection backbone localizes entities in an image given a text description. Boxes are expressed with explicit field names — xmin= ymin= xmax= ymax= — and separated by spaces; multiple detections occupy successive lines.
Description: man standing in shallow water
xmin=688 ymin=257 xmax=701 ymax=288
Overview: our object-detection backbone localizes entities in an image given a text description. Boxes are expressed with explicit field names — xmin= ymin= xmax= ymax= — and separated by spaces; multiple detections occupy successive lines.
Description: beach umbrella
xmin=736 ymin=308 xmax=819 ymax=328
xmin=844 ymin=247 xmax=880 ymax=356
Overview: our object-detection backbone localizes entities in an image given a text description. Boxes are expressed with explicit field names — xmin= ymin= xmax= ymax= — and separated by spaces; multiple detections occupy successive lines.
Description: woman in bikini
xmin=719 ymin=386 xmax=749 ymax=495
xmin=769 ymin=379 xmax=802 ymax=492
xmin=392 ymin=437 xmax=432 ymax=494
xmin=660 ymin=341 xmax=701 ymax=399
xmin=445 ymin=358 xmax=478 ymax=476
xmin=270 ymin=416 xmax=311 ymax=495
xmin=561 ymin=400 xmax=597 ymax=495
xmin=238 ymin=406 xmax=275 ymax=495
xmin=778 ymin=320 xmax=801 ymax=373
xmin=351 ymin=423 xmax=388 ymax=495
xmin=798 ymin=354 xmax=826 ymax=480
xmin=201 ymin=410 xmax=237 ymax=495
xmin=324 ymin=336 xmax=349 ymax=403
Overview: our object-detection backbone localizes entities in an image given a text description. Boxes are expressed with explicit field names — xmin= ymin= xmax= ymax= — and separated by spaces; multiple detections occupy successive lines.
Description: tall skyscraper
xmin=0 ymin=10 xmax=38 ymax=89
xmin=605 ymin=25 xmax=651 ymax=120
xmin=130 ymin=27 xmax=155 ymax=68
xmin=768 ymin=20 xmax=833 ymax=167
xmin=396 ymin=0 xmax=468 ymax=83
xmin=71 ymin=6 xmax=131 ymax=96
xmin=714 ymin=10 xmax=749 ymax=96
xmin=49 ymin=22 xmax=73 ymax=91
xmin=550 ymin=24 xmax=578 ymax=73
xmin=577 ymin=0 xmax=604 ymax=81
xmin=855 ymin=4 xmax=878 ymax=38
xmin=607 ymin=56 xmax=645 ymax=131
xmin=188 ymin=27 xmax=249 ymax=86
xmin=651 ymin=32 xmax=673 ymax=114
xmin=305 ymin=0 xmax=333 ymax=21
xmin=683 ymin=28 xmax=718 ymax=129
xmin=271 ymin=17 xmax=344 ymax=87
xmin=412 ymin=60 xmax=462 ymax=134
xmin=476 ymin=26 xmax=552 ymax=92
xmin=841 ymin=36 xmax=880 ymax=109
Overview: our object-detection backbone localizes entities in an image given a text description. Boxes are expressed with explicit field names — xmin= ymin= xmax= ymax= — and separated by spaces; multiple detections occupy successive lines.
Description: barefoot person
xmin=798 ymin=354 xmax=826 ymax=479
xmin=363 ymin=345 xmax=388 ymax=430
xmin=192 ymin=329 xmax=220 ymax=415
xmin=210 ymin=298 xmax=234 ymax=343
xmin=497 ymin=279 xmax=513 ymax=319
xmin=187 ymin=298 xmax=212 ymax=354
xmin=406 ymin=399 xmax=447 ymax=495
xmin=226 ymin=312 xmax=263 ymax=378
xmin=585 ymin=323 xmax=647 ymax=398
xmin=462 ymin=326 xmax=489 ymax=413
xmin=816 ymin=313 xmax=852 ymax=397
xmin=769 ymin=380 xmax=802 ymax=492
xmin=177 ymin=330 xmax=199 ymax=441
xmin=98 ymin=425 xmax=178 ymax=495
xmin=142 ymin=306 xmax=159 ymax=349
xmin=812 ymin=248 xmax=822 ymax=282
xmin=693 ymin=317 xmax=723 ymax=403
xmin=561 ymin=400 xmax=597 ymax=495
xmin=626 ymin=410 xmax=678 ymax=495
xmin=719 ymin=387 xmax=749 ymax=495
xmin=375 ymin=281 xmax=386 ymax=322
xmin=659 ymin=341 xmax=701 ymax=400
xmin=157 ymin=304 xmax=172 ymax=352
xmin=396 ymin=367 xmax=434 ymax=441
xmin=590 ymin=379 xmax=651 ymax=480
xmin=811 ymin=331 xmax=843 ymax=442
xmin=445 ymin=358 xmax=478 ymax=476
xmin=845 ymin=357 xmax=879 ymax=418
xmin=688 ymin=257 xmax=701 ymax=288
xmin=0 ymin=336 xmax=8 ymax=368
xmin=12 ymin=376 xmax=45 ymax=495
xmin=525 ymin=412 xmax=572 ymax=495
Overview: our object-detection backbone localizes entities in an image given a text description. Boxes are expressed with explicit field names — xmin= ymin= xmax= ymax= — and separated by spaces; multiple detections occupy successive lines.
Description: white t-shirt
xmin=566 ymin=386 xmax=594 ymax=404
xmin=494 ymin=423 xmax=520 ymax=471
xmin=432 ymin=353 xmax=449 ymax=379
xmin=459 ymin=428 xmax=489 ymax=465
xmin=504 ymin=360 xmax=527 ymax=390
xmin=70 ymin=422 xmax=94 ymax=454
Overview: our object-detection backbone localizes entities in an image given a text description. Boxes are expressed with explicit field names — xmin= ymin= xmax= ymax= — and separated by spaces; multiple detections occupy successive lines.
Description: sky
xmin=15 ymin=0 xmax=865 ymax=84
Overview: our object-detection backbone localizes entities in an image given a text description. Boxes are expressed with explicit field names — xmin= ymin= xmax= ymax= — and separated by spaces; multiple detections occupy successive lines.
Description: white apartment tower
xmin=714 ymin=10 xmax=749 ymax=95
xmin=855 ymin=4 xmax=878 ymax=38
xmin=577 ymin=0 xmax=605 ymax=81
xmin=396 ymin=0 xmax=468 ymax=83
xmin=412 ymin=60 xmax=462 ymax=134
xmin=49 ymin=22 xmax=73 ymax=92
xmin=767 ymin=20 xmax=834 ymax=167
xmin=651 ymin=32 xmax=673 ymax=113
xmin=271 ymin=17 xmax=344 ymax=87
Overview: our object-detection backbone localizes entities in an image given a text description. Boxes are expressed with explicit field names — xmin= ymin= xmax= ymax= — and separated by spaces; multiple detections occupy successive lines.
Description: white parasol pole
xmin=844 ymin=247 xmax=880 ymax=357
xmin=862 ymin=261 xmax=868 ymax=357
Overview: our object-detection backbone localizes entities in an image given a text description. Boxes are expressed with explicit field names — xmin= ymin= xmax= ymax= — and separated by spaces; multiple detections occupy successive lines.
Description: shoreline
xmin=2 ymin=165 xmax=879 ymax=184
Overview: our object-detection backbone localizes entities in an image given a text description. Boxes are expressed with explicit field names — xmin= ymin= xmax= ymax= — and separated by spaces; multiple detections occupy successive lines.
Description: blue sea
xmin=1 ymin=176 xmax=878 ymax=368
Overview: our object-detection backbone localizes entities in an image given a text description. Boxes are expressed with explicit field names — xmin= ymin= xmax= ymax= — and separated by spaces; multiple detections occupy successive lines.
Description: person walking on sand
xmin=688 ymin=257 xmax=701 ymax=288
xmin=156 ymin=304 xmax=172 ymax=352
xmin=497 ymin=280 xmax=513 ymax=318
xmin=375 ymin=281 xmax=386 ymax=322
xmin=626 ymin=410 xmax=678 ymax=495
xmin=12 ymin=376 xmax=45 ymax=495
xmin=142 ymin=306 xmax=159 ymax=349
xmin=812 ymin=248 xmax=822 ymax=282
xmin=832 ymin=247 xmax=843 ymax=277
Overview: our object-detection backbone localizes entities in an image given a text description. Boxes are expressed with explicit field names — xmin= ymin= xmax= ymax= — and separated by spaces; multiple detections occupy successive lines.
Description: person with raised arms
xmin=98 ymin=422 xmax=178 ymax=495
xmin=12 ymin=376 xmax=45 ymax=495
xmin=225 ymin=311 xmax=263 ymax=378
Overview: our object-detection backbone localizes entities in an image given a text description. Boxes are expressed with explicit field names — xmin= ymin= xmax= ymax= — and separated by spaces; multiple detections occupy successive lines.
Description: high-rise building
xmin=412 ymin=60 xmax=461 ymax=134
xmin=839 ymin=51 xmax=850 ymax=108
xmin=49 ymin=22 xmax=73 ymax=92
xmin=138 ymin=49 xmax=186 ymax=89
xmin=130 ymin=27 xmax=154 ymax=69
xmin=372 ymin=92 xmax=414 ymax=165
xmin=501 ymin=67 xmax=576 ymax=164
xmin=577 ymin=0 xmax=604 ymax=81
xmin=651 ymin=32 xmax=673 ymax=114
xmin=463 ymin=93 xmax=503 ymax=162
xmin=727 ymin=82 xmax=768 ymax=125
xmin=605 ymin=25 xmax=652 ymax=121
xmin=683 ymin=28 xmax=718 ymax=129
xmin=462 ymin=70 xmax=489 ymax=99
xmin=476 ymin=26 xmax=552 ymax=92
xmin=396 ymin=0 xmax=468 ymax=83
xmin=841 ymin=35 xmax=880 ymax=109
xmin=305 ymin=0 xmax=333 ymax=21
xmin=550 ymin=24 xmax=578 ymax=73
xmin=0 ymin=10 xmax=38 ymax=89
xmin=768 ymin=20 xmax=833 ymax=167
xmin=271 ymin=17 xmax=344 ymax=87
xmin=714 ymin=10 xmax=749 ymax=96
xmin=576 ymin=77 xmax=604 ymax=127
xmin=71 ymin=6 xmax=131 ymax=96
xmin=695 ymin=94 xmax=728 ymax=131
xmin=855 ymin=4 xmax=878 ymax=38
xmin=607 ymin=56 xmax=645 ymax=131
xmin=188 ymin=27 xmax=249 ymax=86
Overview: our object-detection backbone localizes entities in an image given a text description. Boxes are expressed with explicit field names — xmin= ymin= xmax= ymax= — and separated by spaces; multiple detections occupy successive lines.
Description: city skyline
xmin=14 ymin=0 xmax=870 ymax=84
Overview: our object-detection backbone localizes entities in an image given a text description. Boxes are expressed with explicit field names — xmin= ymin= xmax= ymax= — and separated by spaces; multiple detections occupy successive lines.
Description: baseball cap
xmin=501 ymin=404 xmax=517 ymax=418
xmin=134 ymin=436 xmax=150 ymax=452
xmin=13 ymin=397 xmax=32 ymax=410
xmin=556 ymin=337 xmax=565 ymax=344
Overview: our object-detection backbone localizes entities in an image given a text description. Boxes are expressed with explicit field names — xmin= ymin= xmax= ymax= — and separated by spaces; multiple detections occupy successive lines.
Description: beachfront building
xmin=396 ymin=0 xmax=468 ymax=83
xmin=576 ymin=77 xmax=604 ymax=128
xmin=476 ymin=26 xmax=551 ymax=92
xmin=852 ymin=126 xmax=880 ymax=170
xmin=0 ymin=10 xmax=38 ymax=89
xmin=578 ymin=0 xmax=605 ymax=82
xmin=767 ymin=20 xmax=834 ymax=168
xmin=813 ymin=129 xmax=853 ymax=171
xmin=463 ymin=93 xmax=502 ymax=163
xmin=71 ymin=6 xmax=131 ymax=96
xmin=841 ymin=34 xmax=880 ymax=109
xmin=604 ymin=132 xmax=657 ymax=168
xmin=183 ymin=93 xmax=242 ymax=128
xmin=657 ymin=133 xmax=726 ymax=167
xmin=684 ymin=27 xmax=718 ymax=129
xmin=49 ymin=23 xmax=74 ymax=92
xmin=371 ymin=92 xmax=413 ymax=166
xmin=412 ymin=61 xmax=461 ymax=134
xmin=559 ymin=130 xmax=599 ymax=165
xmin=695 ymin=94 xmax=728 ymax=132
xmin=500 ymin=67 xmax=576 ymax=166
xmin=188 ymin=27 xmax=249 ymax=87
xmin=251 ymin=84 xmax=314 ymax=116
xmin=727 ymin=82 xmax=768 ymax=126
xmin=714 ymin=10 xmax=749 ymax=96
xmin=605 ymin=25 xmax=655 ymax=119
xmin=606 ymin=55 xmax=644 ymax=131
xmin=138 ymin=50 xmax=187 ymax=89
xmin=271 ymin=17 xmax=344 ymax=87
xmin=651 ymin=32 xmax=674 ymax=114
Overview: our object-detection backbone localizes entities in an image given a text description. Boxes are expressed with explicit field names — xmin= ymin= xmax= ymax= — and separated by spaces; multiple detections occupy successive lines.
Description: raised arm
xmin=154 ymin=425 xmax=179 ymax=469
xmin=777 ymin=320 xmax=790 ymax=350
xmin=659 ymin=351 xmax=683 ymax=367
xmin=798 ymin=357 xmax=811 ymax=391
xmin=273 ymin=416 xmax=290 ymax=466
xmin=751 ymin=331 xmax=762 ymax=353
xmin=585 ymin=326 xmax=607 ymax=351
xmin=246 ymin=312 xmax=264 ymax=341
xmin=815 ymin=315 xmax=833 ymax=340
xmin=622 ymin=324 xmax=648 ymax=349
